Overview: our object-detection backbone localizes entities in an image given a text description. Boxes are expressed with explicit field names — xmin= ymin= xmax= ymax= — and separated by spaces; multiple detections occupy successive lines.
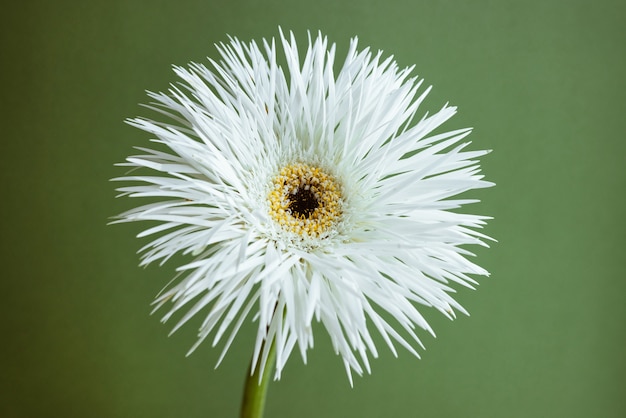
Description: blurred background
xmin=2 ymin=0 xmax=624 ymax=417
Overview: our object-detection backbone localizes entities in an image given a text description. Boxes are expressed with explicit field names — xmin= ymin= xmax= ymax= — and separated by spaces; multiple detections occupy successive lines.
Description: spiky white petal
xmin=113 ymin=30 xmax=493 ymax=383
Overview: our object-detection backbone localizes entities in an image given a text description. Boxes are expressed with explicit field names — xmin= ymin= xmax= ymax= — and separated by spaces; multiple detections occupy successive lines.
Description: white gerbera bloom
xmin=113 ymin=30 xmax=493 ymax=384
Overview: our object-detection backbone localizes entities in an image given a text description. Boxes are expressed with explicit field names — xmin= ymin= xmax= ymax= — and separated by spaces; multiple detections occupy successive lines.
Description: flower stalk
xmin=240 ymin=340 xmax=276 ymax=418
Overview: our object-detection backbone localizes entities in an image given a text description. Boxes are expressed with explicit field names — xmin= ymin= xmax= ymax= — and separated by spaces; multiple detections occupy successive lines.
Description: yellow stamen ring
xmin=268 ymin=163 xmax=342 ymax=238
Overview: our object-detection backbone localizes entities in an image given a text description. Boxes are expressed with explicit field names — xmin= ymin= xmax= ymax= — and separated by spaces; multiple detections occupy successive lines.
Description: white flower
xmin=113 ymin=30 xmax=493 ymax=384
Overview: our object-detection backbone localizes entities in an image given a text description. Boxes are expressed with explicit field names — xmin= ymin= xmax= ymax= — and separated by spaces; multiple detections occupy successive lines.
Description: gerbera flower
xmin=113 ymin=30 xmax=493 ymax=385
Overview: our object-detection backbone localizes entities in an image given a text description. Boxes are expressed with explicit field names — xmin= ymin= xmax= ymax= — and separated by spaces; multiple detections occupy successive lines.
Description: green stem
xmin=240 ymin=341 xmax=276 ymax=418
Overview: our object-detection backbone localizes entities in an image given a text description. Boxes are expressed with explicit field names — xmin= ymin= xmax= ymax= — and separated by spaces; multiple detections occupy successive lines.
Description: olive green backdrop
xmin=2 ymin=0 xmax=624 ymax=417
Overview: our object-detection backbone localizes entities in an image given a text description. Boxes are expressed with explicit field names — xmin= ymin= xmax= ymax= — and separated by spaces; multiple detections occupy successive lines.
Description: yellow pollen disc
xmin=268 ymin=163 xmax=342 ymax=238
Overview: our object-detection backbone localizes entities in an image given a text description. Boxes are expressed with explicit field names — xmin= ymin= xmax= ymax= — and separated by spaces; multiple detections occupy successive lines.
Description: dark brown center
xmin=288 ymin=187 xmax=319 ymax=218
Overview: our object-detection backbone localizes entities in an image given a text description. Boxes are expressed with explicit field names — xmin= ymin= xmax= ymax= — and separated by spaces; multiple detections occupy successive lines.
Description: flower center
xmin=268 ymin=163 xmax=342 ymax=238
xmin=289 ymin=187 xmax=319 ymax=218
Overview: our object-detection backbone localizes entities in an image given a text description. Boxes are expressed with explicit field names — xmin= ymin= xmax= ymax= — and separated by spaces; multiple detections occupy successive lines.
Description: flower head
xmin=114 ymin=30 xmax=493 ymax=384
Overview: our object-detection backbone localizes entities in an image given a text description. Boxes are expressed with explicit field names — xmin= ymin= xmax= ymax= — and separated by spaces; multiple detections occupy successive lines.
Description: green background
xmin=2 ymin=0 xmax=625 ymax=417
